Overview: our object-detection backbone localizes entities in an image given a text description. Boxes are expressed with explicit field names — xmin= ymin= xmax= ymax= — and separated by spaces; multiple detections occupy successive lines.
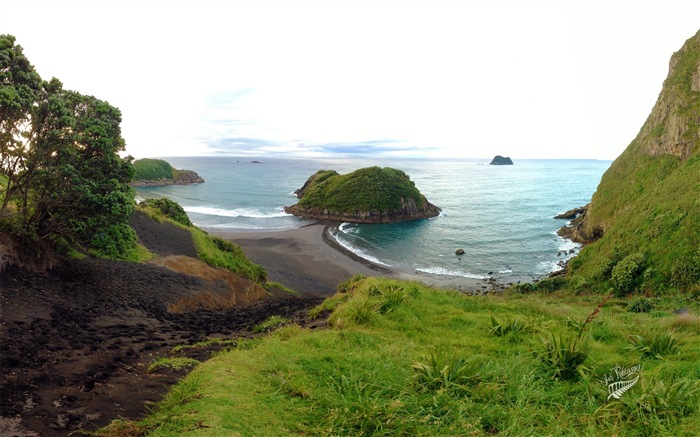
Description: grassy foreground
xmin=102 ymin=277 xmax=699 ymax=436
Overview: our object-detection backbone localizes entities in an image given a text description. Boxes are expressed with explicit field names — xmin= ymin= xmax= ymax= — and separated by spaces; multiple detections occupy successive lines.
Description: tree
xmin=0 ymin=34 xmax=136 ymax=261
xmin=0 ymin=35 xmax=42 ymax=214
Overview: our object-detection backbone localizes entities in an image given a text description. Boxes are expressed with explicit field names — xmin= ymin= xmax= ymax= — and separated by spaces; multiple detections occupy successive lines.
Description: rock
xmin=455 ymin=249 xmax=465 ymax=256
xmin=489 ymin=155 xmax=514 ymax=165
xmin=554 ymin=206 xmax=587 ymax=219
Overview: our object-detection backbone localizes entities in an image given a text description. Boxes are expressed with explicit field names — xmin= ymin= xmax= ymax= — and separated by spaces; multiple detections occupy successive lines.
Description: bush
xmin=538 ymin=331 xmax=592 ymax=380
xmin=627 ymin=330 xmax=679 ymax=359
xmin=627 ymin=298 xmax=654 ymax=313
xmin=611 ymin=253 xmax=646 ymax=296
xmin=412 ymin=348 xmax=482 ymax=392
xmin=90 ymin=223 xmax=137 ymax=259
xmin=139 ymin=198 xmax=193 ymax=227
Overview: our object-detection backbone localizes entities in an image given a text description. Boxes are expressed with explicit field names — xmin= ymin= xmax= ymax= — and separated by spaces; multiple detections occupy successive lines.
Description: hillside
xmin=102 ymin=277 xmax=700 ymax=436
xmin=131 ymin=158 xmax=204 ymax=186
xmin=562 ymin=30 xmax=700 ymax=295
xmin=284 ymin=167 xmax=441 ymax=223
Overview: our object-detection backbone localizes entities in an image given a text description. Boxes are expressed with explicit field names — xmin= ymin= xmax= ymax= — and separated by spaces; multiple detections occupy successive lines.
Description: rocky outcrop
xmin=556 ymin=204 xmax=603 ymax=244
xmin=554 ymin=206 xmax=587 ymax=220
xmin=490 ymin=155 xmax=513 ymax=165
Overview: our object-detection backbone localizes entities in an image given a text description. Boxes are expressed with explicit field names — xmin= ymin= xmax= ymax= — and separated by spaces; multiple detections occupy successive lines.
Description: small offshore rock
xmin=455 ymin=248 xmax=465 ymax=256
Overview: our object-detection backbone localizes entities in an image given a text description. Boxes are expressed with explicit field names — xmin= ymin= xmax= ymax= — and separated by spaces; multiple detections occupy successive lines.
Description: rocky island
xmin=490 ymin=155 xmax=514 ymax=165
xmin=284 ymin=166 xmax=441 ymax=223
xmin=130 ymin=158 xmax=204 ymax=187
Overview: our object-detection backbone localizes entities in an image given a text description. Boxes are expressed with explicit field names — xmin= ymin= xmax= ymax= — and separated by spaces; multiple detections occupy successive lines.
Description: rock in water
xmin=285 ymin=166 xmax=441 ymax=224
xmin=490 ymin=155 xmax=514 ymax=165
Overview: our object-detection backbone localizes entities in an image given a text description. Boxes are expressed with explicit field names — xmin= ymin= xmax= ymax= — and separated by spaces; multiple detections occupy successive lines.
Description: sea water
xmin=134 ymin=157 xmax=611 ymax=283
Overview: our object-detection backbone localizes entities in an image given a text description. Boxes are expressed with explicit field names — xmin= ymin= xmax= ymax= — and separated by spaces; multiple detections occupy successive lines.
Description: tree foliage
xmin=297 ymin=166 xmax=427 ymax=212
xmin=132 ymin=158 xmax=175 ymax=181
xmin=0 ymin=34 xmax=135 ymax=262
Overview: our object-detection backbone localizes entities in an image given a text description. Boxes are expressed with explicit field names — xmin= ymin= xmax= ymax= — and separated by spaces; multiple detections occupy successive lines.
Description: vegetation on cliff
xmin=131 ymin=158 xmax=204 ymax=186
xmin=559 ymin=30 xmax=700 ymax=296
xmin=104 ymin=278 xmax=700 ymax=436
xmin=285 ymin=167 xmax=441 ymax=223
xmin=0 ymin=34 xmax=136 ymax=265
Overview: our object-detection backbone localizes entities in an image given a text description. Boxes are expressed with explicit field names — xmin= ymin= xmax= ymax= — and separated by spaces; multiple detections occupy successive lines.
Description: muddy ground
xmin=0 ymin=214 xmax=328 ymax=436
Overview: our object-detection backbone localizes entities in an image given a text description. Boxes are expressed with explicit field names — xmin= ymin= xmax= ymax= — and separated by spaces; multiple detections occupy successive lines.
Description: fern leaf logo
xmin=607 ymin=373 xmax=640 ymax=400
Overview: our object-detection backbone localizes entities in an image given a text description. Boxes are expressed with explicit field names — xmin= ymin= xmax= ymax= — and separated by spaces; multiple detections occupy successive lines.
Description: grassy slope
xmin=569 ymin=31 xmax=700 ymax=295
xmin=104 ymin=278 xmax=700 ymax=436
xmin=297 ymin=167 xmax=430 ymax=212
xmin=135 ymin=203 xmax=267 ymax=284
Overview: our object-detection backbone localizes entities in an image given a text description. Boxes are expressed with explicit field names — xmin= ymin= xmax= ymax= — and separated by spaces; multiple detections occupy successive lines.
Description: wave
xmin=415 ymin=266 xmax=487 ymax=280
xmin=330 ymin=231 xmax=391 ymax=267
xmin=185 ymin=206 xmax=289 ymax=219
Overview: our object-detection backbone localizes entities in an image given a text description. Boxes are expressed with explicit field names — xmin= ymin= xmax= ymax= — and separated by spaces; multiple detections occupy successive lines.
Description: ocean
xmin=134 ymin=157 xmax=611 ymax=284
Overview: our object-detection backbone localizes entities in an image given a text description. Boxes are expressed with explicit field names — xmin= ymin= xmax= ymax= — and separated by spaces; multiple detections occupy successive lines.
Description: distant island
xmin=284 ymin=167 xmax=441 ymax=223
xmin=490 ymin=155 xmax=514 ymax=165
xmin=130 ymin=158 xmax=204 ymax=187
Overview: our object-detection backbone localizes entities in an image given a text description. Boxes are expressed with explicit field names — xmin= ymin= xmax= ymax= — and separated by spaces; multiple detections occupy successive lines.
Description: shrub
xmin=627 ymin=331 xmax=679 ymax=359
xmin=489 ymin=314 xmax=537 ymax=337
xmin=611 ymin=253 xmax=646 ymax=296
xmin=635 ymin=378 xmax=700 ymax=418
xmin=139 ymin=198 xmax=193 ymax=227
xmin=627 ymin=298 xmax=654 ymax=313
xmin=412 ymin=348 xmax=482 ymax=392
xmin=533 ymin=276 xmax=567 ymax=292
xmin=347 ymin=298 xmax=379 ymax=325
xmin=538 ymin=331 xmax=592 ymax=380
xmin=90 ymin=223 xmax=137 ymax=259
xmin=377 ymin=284 xmax=409 ymax=314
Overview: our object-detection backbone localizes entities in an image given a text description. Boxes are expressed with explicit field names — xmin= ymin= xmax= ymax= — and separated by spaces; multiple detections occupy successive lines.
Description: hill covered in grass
xmin=284 ymin=167 xmax=441 ymax=223
xmin=131 ymin=158 xmax=204 ymax=187
xmin=560 ymin=30 xmax=700 ymax=296
xmin=102 ymin=276 xmax=700 ymax=436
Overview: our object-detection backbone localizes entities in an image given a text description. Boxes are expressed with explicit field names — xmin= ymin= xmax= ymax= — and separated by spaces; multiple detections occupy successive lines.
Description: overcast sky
xmin=2 ymin=0 xmax=699 ymax=159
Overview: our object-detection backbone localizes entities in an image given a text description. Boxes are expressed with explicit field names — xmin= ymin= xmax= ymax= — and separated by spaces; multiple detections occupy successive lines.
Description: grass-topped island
xmin=284 ymin=166 xmax=441 ymax=223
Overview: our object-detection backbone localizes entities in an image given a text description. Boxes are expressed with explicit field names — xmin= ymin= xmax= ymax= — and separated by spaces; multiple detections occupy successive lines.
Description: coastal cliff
xmin=130 ymin=158 xmax=204 ymax=187
xmin=284 ymin=167 xmax=441 ymax=224
xmin=562 ymin=29 xmax=700 ymax=293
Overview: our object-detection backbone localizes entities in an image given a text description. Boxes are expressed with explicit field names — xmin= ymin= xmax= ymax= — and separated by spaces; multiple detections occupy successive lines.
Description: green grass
xmin=102 ymin=279 xmax=700 ymax=436
xmin=148 ymin=357 xmax=201 ymax=374
xmin=190 ymin=228 xmax=267 ymax=284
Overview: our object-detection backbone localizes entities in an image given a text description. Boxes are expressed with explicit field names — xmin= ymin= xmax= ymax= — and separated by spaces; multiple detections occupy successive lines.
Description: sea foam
xmin=415 ymin=266 xmax=487 ymax=279
xmin=185 ymin=206 xmax=289 ymax=219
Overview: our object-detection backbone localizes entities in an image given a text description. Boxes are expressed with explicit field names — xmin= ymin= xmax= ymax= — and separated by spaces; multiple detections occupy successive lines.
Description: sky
xmin=1 ymin=0 xmax=699 ymax=160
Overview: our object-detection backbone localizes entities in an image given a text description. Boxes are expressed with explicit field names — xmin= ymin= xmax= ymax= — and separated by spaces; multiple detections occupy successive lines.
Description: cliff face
xmin=565 ymin=29 xmax=700 ymax=292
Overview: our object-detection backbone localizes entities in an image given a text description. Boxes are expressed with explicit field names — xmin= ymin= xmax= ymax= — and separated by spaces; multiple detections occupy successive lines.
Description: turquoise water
xmin=135 ymin=157 xmax=611 ymax=283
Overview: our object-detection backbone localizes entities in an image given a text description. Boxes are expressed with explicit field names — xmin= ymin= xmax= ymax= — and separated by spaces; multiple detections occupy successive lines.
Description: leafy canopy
xmin=133 ymin=158 xmax=175 ymax=181
xmin=297 ymin=166 xmax=428 ymax=212
xmin=0 ymin=34 xmax=136 ymax=261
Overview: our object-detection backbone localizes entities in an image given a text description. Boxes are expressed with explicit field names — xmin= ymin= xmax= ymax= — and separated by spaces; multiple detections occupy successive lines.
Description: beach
xmin=212 ymin=223 xmax=502 ymax=295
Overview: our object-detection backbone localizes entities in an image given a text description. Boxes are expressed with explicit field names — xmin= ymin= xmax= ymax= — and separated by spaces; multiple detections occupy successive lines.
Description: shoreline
xmin=208 ymin=222 xmax=504 ymax=295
